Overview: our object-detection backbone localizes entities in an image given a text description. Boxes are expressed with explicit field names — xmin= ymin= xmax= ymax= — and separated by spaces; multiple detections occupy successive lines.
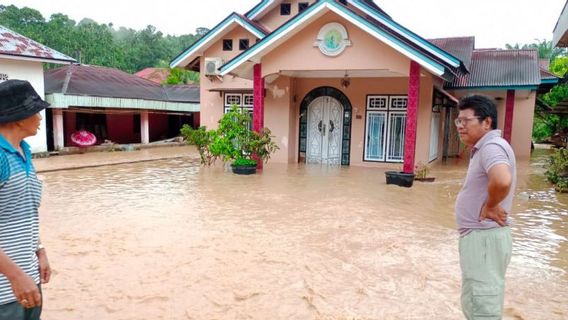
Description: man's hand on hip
xmin=480 ymin=203 xmax=508 ymax=226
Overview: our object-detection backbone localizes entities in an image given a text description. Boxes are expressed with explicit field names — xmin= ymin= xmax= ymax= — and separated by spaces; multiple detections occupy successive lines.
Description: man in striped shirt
xmin=0 ymin=80 xmax=51 ymax=320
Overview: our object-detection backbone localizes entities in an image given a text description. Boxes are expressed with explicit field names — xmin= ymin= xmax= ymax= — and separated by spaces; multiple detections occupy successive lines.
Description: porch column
xmin=403 ymin=61 xmax=420 ymax=174
xmin=253 ymin=63 xmax=265 ymax=169
xmin=503 ymin=90 xmax=515 ymax=143
xmin=141 ymin=111 xmax=149 ymax=144
xmin=52 ymin=108 xmax=64 ymax=150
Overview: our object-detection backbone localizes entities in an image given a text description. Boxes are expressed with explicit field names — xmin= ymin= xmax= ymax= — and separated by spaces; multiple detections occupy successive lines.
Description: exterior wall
xmin=450 ymin=90 xmax=536 ymax=159
xmin=262 ymin=11 xmax=410 ymax=77
xmin=106 ymin=114 xmax=139 ymax=144
xmin=257 ymin=0 xmax=317 ymax=32
xmin=200 ymin=25 xmax=256 ymax=129
xmin=0 ymin=58 xmax=47 ymax=153
xmin=149 ymin=113 xmax=169 ymax=141
xmin=265 ymin=75 xmax=295 ymax=163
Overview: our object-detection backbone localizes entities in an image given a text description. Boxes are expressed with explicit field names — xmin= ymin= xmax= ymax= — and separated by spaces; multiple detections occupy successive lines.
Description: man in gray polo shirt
xmin=454 ymin=95 xmax=516 ymax=319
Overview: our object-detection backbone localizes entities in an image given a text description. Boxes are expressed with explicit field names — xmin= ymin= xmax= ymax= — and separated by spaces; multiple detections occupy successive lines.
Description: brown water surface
xmin=37 ymin=148 xmax=567 ymax=319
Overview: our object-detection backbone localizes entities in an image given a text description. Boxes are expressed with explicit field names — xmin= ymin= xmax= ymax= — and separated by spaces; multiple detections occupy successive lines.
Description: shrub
xmin=545 ymin=148 xmax=568 ymax=192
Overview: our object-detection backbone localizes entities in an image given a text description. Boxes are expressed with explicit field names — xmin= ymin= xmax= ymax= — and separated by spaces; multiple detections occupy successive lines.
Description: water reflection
xmin=37 ymin=148 xmax=567 ymax=319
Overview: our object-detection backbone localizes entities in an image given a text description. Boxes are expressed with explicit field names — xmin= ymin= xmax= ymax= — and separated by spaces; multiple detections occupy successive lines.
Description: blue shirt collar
xmin=0 ymin=133 xmax=32 ymax=160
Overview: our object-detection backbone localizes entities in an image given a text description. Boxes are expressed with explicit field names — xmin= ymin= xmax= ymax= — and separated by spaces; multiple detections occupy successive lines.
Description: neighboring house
xmin=135 ymin=68 xmax=171 ymax=84
xmin=0 ymin=25 xmax=76 ymax=153
xmin=44 ymin=64 xmax=199 ymax=150
xmin=553 ymin=1 xmax=568 ymax=47
xmin=171 ymin=0 xmax=552 ymax=170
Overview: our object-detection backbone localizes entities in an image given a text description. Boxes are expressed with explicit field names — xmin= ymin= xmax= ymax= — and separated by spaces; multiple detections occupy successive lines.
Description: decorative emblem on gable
xmin=314 ymin=22 xmax=351 ymax=57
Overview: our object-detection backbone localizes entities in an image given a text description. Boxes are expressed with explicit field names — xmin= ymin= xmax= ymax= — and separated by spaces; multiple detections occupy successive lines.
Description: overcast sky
xmin=3 ymin=0 xmax=566 ymax=49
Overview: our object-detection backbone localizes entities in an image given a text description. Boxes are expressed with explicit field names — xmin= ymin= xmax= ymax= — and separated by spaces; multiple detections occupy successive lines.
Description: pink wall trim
xmin=403 ymin=61 xmax=420 ymax=173
xmin=253 ymin=63 xmax=265 ymax=169
xmin=504 ymin=90 xmax=515 ymax=143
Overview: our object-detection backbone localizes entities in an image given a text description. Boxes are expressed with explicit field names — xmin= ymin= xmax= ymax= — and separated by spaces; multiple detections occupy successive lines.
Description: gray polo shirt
xmin=455 ymin=129 xmax=516 ymax=236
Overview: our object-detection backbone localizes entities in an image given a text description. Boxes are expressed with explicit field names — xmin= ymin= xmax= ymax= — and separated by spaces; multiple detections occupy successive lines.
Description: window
xmin=239 ymin=39 xmax=250 ymax=51
xmin=224 ymin=93 xmax=254 ymax=130
xmin=222 ymin=39 xmax=233 ymax=51
xmin=364 ymin=95 xmax=408 ymax=162
xmin=280 ymin=3 xmax=291 ymax=15
xmin=298 ymin=2 xmax=309 ymax=12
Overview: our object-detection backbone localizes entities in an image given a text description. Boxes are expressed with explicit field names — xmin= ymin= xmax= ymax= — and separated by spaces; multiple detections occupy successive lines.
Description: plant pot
xmin=231 ymin=164 xmax=257 ymax=175
xmin=385 ymin=171 xmax=415 ymax=188
xmin=415 ymin=177 xmax=436 ymax=182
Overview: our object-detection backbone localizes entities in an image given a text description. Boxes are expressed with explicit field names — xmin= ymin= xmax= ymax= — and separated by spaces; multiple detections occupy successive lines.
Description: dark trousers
xmin=0 ymin=287 xmax=42 ymax=320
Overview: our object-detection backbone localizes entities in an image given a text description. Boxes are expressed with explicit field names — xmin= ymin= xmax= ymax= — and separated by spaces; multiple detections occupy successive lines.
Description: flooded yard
xmin=36 ymin=148 xmax=567 ymax=319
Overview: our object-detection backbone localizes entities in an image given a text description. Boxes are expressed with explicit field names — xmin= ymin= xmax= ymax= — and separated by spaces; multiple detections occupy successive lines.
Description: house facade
xmin=172 ymin=0 xmax=548 ymax=170
xmin=0 ymin=25 xmax=76 ymax=153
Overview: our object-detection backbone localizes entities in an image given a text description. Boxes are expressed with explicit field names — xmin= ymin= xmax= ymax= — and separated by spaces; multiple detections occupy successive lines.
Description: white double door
xmin=306 ymin=96 xmax=344 ymax=165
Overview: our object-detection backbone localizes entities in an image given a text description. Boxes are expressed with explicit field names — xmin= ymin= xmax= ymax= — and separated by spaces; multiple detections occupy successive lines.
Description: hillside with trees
xmin=0 ymin=4 xmax=204 ymax=82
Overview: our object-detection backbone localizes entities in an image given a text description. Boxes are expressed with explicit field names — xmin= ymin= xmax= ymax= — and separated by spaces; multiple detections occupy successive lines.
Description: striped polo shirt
xmin=0 ymin=134 xmax=42 ymax=305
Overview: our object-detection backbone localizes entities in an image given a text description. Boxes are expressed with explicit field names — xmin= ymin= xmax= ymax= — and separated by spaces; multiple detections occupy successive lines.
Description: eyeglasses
xmin=454 ymin=117 xmax=481 ymax=127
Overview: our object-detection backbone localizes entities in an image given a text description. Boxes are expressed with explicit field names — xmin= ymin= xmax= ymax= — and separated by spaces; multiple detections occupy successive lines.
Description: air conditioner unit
xmin=204 ymin=57 xmax=224 ymax=76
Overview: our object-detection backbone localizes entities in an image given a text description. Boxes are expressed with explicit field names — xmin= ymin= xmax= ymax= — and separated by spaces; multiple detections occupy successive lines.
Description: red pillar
xmin=403 ymin=61 xmax=420 ymax=174
xmin=253 ymin=63 xmax=265 ymax=169
xmin=503 ymin=90 xmax=515 ymax=143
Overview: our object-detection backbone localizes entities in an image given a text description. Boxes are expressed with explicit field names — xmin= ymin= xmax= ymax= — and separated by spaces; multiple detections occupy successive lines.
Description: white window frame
xmin=364 ymin=111 xmax=387 ymax=161
xmin=364 ymin=95 xmax=408 ymax=163
xmin=386 ymin=111 xmax=407 ymax=162
xmin=367 ymin=95 xmax=388 ymax=110
xmin=224 ymin=93 xmax=242 ymax=107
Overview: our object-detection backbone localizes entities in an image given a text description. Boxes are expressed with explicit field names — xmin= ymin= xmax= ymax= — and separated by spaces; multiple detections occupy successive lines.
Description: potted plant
xmin=181 ymin=105 xmax=278 ymax=175
xmin=414 ymin=161 xmax=435 ymax=182
xmin=385 ymin=170 xmax=415 ymax=188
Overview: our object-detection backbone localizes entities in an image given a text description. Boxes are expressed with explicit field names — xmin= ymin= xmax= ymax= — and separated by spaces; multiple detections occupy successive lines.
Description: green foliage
xmin=532 ymin=117 xmax=555 ymax=142
xmin=181 ymin=106 xmax=279 ymax=167
xmin=545 ymin=149 xmax=568 ymax=192
xmin=232 ymin=158 xmax=257 ymax=167
xmin=506 ymin=39 xmax=565 ymax=61
xmin=550 ymin=56 xmax=568 ymax=77
xmin=542 ymin=84 xmax=568 ymax=107
xmin=180 ymin=125 xmax=217 ymax=165
xmin=0 ymin=4 xmax=210 ymax=74
xmin=164 ymin=67 xmax=200 ymax=85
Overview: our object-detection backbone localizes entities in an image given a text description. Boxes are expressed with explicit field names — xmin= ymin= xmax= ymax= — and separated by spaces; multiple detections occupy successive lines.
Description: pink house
xmin=171 ymin=0 xmax=552 ymax=170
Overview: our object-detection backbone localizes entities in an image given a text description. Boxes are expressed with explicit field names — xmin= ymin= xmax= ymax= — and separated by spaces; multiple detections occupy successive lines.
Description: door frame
xmin=299 ymin=86 xmax=352 ymax=166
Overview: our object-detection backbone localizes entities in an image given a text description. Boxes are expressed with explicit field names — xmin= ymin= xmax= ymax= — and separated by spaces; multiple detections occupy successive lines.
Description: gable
xmin=170 ymin=13 xmax=267 ymax=69
xmin=221 ymin=0 xmax=459 ymax=78
xmin=262 ymin=11 xmax=412 ymax=77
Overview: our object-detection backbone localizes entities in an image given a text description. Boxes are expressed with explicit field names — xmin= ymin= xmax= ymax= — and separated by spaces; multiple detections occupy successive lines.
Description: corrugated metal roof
xmin=428 ymin=36 xmax=474 ymax=71
xmin=446 ymin=49 xmax=541 ymax=89
xmin=540 ymin=68 xmax=559 ymax=81
xmin=45 ymin=64 xmax=199 ymax=103
xmin=0 ymin=25 xmax=76 ymax=63
xmin=135 ymin=68 xmax=171 ymax=84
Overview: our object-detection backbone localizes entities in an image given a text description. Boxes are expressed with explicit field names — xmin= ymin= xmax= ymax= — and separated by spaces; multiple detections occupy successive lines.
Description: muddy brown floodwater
xmin=35 ymin=147 xmax=566 ymax=319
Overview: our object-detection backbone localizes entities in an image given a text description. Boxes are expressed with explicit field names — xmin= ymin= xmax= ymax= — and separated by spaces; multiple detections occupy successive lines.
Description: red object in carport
xmin=70 ymin=130 xmax=97 ymax=147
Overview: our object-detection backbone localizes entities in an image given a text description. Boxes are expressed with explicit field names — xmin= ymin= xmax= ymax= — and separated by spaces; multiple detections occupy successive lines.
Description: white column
xmin=141 ymin=111 xmax=150 ymax=144
xmin=52 ymin=108 xmax=65 ymax=150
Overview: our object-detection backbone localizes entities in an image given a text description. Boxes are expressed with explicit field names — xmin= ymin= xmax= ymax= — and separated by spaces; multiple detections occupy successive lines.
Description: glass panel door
xmin=364 ymin=111 xmax=387 ymax=161
xmin=386 ymin=112 xmax=406 ymax=162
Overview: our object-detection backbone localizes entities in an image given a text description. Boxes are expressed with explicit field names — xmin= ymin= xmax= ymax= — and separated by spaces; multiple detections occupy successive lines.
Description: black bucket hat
xmin=0 ymin=79 xmax=50 ymax=124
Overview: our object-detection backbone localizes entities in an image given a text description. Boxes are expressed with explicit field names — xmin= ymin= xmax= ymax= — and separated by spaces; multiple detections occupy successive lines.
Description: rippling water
xmin=36 ymin=148 xmax=567 ymax=319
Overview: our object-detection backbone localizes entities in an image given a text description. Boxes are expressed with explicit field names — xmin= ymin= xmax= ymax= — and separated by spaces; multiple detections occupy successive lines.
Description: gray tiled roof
xmin=0 ymin=25 xmax=75 ymax=63
xmin=428 ymin=36 xmax=474 ymax=71
xmin=446 ymin=49 xmax=541 ymax=89
xmin=45 ymin=64 xmax=199 ymax=103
